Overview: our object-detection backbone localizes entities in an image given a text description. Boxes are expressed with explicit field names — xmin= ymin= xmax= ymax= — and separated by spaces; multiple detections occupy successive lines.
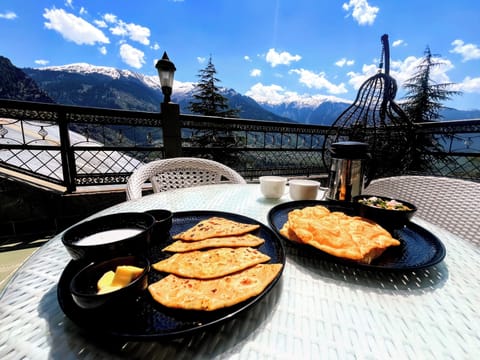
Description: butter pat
xmin=97 ymin=265 xmax=144 ymax=294
xmin=111 ymin=265 xmax=144 ymax=286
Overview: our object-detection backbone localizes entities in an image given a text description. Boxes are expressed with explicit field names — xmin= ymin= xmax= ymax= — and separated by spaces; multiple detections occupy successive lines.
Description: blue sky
xmin=1 ymin=0 xmax=480 ymax=110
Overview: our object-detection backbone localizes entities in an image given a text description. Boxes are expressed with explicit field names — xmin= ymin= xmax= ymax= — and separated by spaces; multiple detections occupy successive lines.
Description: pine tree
xmin=402 ymin=46 xmax=461 ymax=123
xmin=188 ymin=56 xmax=240 ymax=118
xmin=402 ymin=46 xmax=462 ymax=173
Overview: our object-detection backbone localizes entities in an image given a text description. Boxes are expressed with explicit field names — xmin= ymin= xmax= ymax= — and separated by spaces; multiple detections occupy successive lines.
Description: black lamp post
xmin=156 ymin=52 xmax=181 ymax=158
xmin=155 ymin=52 xmax=176 ymax=103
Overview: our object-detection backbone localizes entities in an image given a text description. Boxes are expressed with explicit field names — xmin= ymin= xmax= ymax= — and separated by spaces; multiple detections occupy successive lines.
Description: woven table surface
xmin=1 ymin=184 xmax=479 ymax=359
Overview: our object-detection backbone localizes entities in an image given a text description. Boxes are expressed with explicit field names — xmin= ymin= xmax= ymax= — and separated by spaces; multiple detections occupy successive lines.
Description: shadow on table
xmin=38 ymin=277 xmax=284 ymax=359
xmin=283 ymin=242 xmax=449 ymax=293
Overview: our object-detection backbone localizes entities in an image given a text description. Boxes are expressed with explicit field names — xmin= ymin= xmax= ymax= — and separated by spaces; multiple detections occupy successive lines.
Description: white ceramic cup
xmin=289 ymin=179 xmax=320 ymax=200
xmin=259 ymin=176 xmax=288 ymax=199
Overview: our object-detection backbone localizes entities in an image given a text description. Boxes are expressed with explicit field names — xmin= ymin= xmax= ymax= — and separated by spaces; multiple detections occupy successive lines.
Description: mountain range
xmin=1 ymin=55 xmax=480 ymax=124
xmin=0 ymin=56 xmax=54 ymax=103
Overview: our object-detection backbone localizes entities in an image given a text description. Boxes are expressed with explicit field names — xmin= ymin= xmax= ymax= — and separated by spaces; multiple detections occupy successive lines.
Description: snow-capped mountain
xmin=25 ymin=62 xmax=355 ymax=124
xmin=17 ymin=61 xmax=480 ymax=124
xmin=36 ymin=62 xmax=199 ymax=96
xmin=25 ymin=63 xmax=295 ymax=122
xmin=259 ymin=98 xmax=351 ymax=125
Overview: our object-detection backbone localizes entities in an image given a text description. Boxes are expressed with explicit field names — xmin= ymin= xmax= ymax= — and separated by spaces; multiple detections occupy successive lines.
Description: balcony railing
xmin=1 ymin=99 xmax=479 ymax=193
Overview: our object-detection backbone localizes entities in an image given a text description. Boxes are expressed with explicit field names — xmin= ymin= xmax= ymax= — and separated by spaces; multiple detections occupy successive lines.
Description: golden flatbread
xmin=152 ymin=247 xmax=271 ymax=279
xmin=282 ymin=205 xmax=400 ymax=263
xmin=172 ymin=217 xmax=260 ymax=241
xmin=163 ymin=234 xmax=265 ymax=252
xmin=148 ymin=263 xmax=283 ymax=311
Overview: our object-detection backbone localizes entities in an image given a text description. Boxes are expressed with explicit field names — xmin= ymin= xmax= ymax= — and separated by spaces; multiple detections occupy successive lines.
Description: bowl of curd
xmin=62 ymin=212 xmax=156 ymax=262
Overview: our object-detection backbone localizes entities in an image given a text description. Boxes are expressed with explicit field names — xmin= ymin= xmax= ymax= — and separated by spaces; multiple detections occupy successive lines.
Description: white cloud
xmin=290 ymin=68 xmax=348 ymax=94
xmin=346 ymin=55 xmax=458 ymax=94
xmin=119 ymin=43 xmax=145 ymax=69
xmin=43 ymin=8 xmax=109 ymax=45
xmin=346 ymin=63 xmax=378 ymax=89
xmin=94 ymin=20 xmax=107 ymax=28
xmin=392 ymin=39 xmax=405 ymax=47
xmin=197 ymin=56 xmax=206 ymax=64
xmin=393 ymin=55 xmax=454 ymax=86
xmin=99 ymin=46 xmax=107 ymax=55
xmin=0 ymin=11 xmax=17 ymax=20
xmin=151 ymin=42 xmax=160 ymax=50
xmin=103 ymin=13 xmax=117 ymax=23
xmin=250 ymin=69 xmax=261 ymax=77
xmin=450 ymin=39 xmax=480 ymax=62
xmin=65 ymin=0 xmax=73 ymax=8
xmin=244 ymin=55 xmax=251 ymax=62
xmin=109 ymin=20 xmax=150 ymax=45
xmin=35 ymin=59 xmax=49 ymax=66
xmin=246 ymin=82 xmax=347 ymax=106
xmin=455 ymin=76 xmax=480 ymax=93
xmin=335 ymin=58 xmax=355 ymax=67
xmin=342 ymin=0 xmax=379 ymax=26
xmin=245 ymin=83 xmax=290 ymax=104
xmin=79 ymin=7 xmax=87 ymax=15
xmin=266 ymin=48 xmax=301 ymax=67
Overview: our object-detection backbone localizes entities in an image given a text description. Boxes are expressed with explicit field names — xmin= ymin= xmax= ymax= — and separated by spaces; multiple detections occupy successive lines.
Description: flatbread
xmin=172 ymin=217 xmax=260 ymax=241
xmin=282 ymin=205 xmax=400 ymax=263
xmin=148 ymin=263 xmax=283 ymax=311
xmin=163 ymin=234 xmax=265 ymax=252
xmin=152 ymin=247 xmax=271 ymax=279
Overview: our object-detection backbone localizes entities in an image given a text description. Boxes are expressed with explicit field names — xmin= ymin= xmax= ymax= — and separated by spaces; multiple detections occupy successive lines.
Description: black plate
xmin=57 ymin=211 xmax=285 ymax=340
xmin=267 ymin=200 xmax=446 ymax=271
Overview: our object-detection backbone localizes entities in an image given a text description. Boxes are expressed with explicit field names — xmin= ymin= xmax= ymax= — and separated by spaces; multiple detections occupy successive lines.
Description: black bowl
xmin=62 ymin=212 xmax=156 ymax=262
xmin=70 ymin=255 xmax=150 ymax=310
xmin=353 ymin=195 xmax=417 ymax=229
xmin=144 ymin=209 xmax=173 ymax=241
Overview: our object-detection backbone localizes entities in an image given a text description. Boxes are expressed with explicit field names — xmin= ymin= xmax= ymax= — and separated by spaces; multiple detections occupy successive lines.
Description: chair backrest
xmin=126 ymin=157 xmax=246 ymax=200
xmin=364 ymin=175 xmax=480 ymax=244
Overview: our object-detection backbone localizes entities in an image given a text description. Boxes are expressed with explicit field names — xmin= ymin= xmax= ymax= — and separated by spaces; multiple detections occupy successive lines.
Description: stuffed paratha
xmin=163 ymin=234 xmax=265 ymax=252
xmin=148 ymin=263 xmax=283 ymax=311
xmin=172 ymin=217 xmax=260 ymax=241
xmin=152 ymin=247 xmax=271 ymax=279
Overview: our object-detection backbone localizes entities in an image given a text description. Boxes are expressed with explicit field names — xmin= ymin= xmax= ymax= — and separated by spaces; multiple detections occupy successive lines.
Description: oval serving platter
xmin=57 ymin=210 xmax=286 ymax=340
xmin=267 ymin=200 xmax=446 ymax=271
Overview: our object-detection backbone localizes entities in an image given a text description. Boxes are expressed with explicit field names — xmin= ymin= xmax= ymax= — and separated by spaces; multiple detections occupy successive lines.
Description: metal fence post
xmin=161 ymin=102 xmax=182 ymax=158
xmin=58 ymin=110 xmax=76 ymax=192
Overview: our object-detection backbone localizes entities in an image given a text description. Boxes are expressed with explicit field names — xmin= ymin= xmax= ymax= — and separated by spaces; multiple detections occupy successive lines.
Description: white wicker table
xmin=1 ymin=184 xmax=479 ymax=359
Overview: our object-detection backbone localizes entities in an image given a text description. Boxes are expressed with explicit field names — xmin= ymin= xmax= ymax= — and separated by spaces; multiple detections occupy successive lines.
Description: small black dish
xmin=144 ymin=209 xmax=173 ymax=241
xmin=62 ymin=212 xmax=156 ymax=262
xmin=70 ymin=255 xmax=150 ymax=310
xmin=353 ymin=195 xmax=417 ymax=230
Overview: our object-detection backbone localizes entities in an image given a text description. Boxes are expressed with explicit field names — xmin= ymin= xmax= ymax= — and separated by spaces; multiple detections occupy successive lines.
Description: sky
xmin=1 ymin=0 xmax=480 ymax=110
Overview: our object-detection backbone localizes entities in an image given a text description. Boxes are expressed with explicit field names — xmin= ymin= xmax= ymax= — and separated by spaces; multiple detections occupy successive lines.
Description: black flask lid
xmin=330 ymin=141 xmax=369 ymax=159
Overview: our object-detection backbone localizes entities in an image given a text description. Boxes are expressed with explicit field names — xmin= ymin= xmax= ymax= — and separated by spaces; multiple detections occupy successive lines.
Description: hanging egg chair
xmin=321 ymin=34 xmax=414 ymax=183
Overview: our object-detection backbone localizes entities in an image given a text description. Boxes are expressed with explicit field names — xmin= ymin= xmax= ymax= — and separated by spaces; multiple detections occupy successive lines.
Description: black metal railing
xmin=1 ymin=99 xmax=479 ymax=193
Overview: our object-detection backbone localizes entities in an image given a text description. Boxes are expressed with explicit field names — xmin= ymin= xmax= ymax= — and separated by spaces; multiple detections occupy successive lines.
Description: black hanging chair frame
xmin=321 ymin=34 xmax=415 ymax=182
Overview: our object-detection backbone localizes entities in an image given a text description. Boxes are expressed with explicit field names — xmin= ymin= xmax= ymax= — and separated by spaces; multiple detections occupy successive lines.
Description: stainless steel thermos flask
xmin=326 ymin=141 xmax=369 ymax=202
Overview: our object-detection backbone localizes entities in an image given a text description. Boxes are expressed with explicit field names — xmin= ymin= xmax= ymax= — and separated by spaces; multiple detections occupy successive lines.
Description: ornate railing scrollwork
xmin=1 ymin=99 xmax=479 ymax=193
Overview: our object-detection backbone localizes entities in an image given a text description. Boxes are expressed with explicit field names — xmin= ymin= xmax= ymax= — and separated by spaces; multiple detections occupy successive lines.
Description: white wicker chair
xmin=364 ymin=175 xmax=480 ymax=244
xmin=126 ymin=157 xmax=246 ymax=200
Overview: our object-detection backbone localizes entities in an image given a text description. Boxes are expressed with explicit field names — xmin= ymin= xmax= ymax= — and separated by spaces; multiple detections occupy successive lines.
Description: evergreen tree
xmin=402 ymin=46 xmax=462 ymax=123
xmin=401 ymin=46 xmax=462 ymax=173
xmin=188 ymin=56 xmax=240 ymax=118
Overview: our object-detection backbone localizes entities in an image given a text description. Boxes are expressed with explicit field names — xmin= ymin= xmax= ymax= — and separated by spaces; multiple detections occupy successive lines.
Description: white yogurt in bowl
xmin=74 ymin=228 xmax=143 ymax=246
xmin=62 ymin=212 xmax=156 ymax=261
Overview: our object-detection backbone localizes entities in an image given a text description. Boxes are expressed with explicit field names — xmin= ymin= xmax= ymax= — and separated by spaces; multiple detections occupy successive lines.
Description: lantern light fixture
xmin=155 ymin=52 xmax=176 ymax=103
